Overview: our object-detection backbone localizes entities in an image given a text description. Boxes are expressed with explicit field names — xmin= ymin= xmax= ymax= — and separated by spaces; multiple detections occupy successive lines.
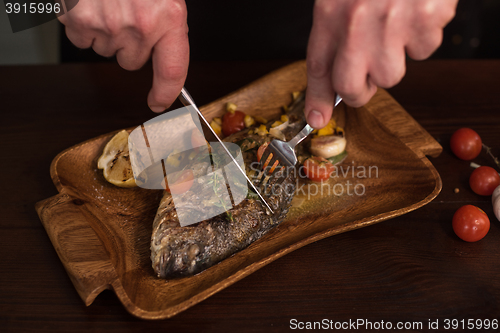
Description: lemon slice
xmin=97 ymin=130 xmax=137 ymax=188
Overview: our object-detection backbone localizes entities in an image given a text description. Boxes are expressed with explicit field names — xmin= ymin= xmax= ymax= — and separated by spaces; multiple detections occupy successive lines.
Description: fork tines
xmin=256 ymin=148 xmax=288 ymax=196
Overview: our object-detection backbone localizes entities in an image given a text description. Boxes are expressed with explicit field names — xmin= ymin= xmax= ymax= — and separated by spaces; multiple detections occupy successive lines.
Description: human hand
xmin=58 ymin=0 xmax=189 ymax=112
xmin=305 ymin=0 xmax=458 ymax=128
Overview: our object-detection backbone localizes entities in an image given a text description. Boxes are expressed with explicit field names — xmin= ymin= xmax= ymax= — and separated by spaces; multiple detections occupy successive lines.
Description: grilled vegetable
xmin=309 ymin=135 xmax=346 ymax=159
xmin=302 ymin=156 xmax=335 ymax=182
xmin=222 ymin=110 xmax=246 ymax=136
xmin=97 ymin=130 xmax=137 ymax=188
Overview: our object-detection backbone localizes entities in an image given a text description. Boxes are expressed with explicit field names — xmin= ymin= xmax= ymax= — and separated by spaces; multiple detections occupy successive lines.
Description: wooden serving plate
xmin=36 ymin=61 xmax=442 ymax=320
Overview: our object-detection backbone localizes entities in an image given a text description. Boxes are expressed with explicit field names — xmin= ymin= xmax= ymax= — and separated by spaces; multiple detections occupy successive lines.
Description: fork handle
xmin=288 ymin=124 xmax=314 ymax=149
xmin=288 ymin=94 xmax=343 ymax=148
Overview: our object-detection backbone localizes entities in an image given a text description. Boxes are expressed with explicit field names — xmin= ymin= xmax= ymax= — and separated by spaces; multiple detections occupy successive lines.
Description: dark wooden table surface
xmin=1 ymin=59 xmax=499 ymax=332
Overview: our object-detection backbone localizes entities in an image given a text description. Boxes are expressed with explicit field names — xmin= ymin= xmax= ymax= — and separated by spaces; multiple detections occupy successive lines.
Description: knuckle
xmin=347 ymin=0 xmax=369 ymax=25
xmin=336 ymin=0 xmax=369 ymax=40
xmin=332 ymin=80 xmax=359 ymax=101
xmin=414 ymin=0 xmax=438 ymax=29
xmin=104 ymin=16 xmax=121 ymax=36
xmin=380 ymin=4 xmax=401 ymax=30
xmin=346 ymin=84 xmax=376 ymax=107
xmin=72 ymin=12 xmax=93 ymax=30
xmin=314 ymin=0 xmax=336 ymax=20
xmin=371 ymin=59 xmax=406 ymax=88
xmin=307 ymin=58 xmax=330 ymax=80
xmin=166 ymin=0 xmax=188 ymax=23
xmin=417 ymin=0 xmax=434 ymax=20
xmin=332 ymin=75 xmax=376 ymax=108
xmin=134 ymin=12 xmax=155 ymax=36
xmin=437 ymin=1 xmax=457 ymax=26
xmin=444 ymin=2 xmax=457 ymax=22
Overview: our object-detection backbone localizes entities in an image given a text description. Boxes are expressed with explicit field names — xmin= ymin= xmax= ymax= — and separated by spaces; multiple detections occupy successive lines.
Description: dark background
xmin=59 ymin=0 xmax=500 ymax=63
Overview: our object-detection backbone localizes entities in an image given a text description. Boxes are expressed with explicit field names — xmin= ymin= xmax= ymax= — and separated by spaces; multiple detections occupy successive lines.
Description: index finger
xmin=147 ymin=24 xmax=189 ymax=112
xmin=305 ymin=1 xmax=339 ymax=129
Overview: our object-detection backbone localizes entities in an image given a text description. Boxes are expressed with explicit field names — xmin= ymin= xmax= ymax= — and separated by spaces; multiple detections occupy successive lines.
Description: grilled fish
xmin=150 ymin=96 xmax=307 ymax=278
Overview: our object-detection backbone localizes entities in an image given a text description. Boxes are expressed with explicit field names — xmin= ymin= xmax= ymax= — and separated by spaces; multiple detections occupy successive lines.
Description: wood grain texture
xmin=35 ymin=61 xmax=442 ymax=319
xmin=35 ymin=193 xmax=117 ymax=306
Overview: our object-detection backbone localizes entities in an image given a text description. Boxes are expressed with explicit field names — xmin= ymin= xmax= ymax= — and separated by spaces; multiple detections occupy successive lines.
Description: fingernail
xmin=150 ymin=105 xmax=166 ymax=113
xmin=307 ymin=110 xmax=324 ymax=129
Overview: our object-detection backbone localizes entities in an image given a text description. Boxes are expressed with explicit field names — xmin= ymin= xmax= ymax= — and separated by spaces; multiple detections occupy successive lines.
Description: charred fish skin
xmin=151 ymin=97 xmax=305 ymax=279
xmin=151 ymin=178 xmax=295 ymax=278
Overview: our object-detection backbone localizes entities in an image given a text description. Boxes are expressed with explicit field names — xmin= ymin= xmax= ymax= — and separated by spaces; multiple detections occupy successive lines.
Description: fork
xmin=257 ymin=94 xmax=343 ymax=192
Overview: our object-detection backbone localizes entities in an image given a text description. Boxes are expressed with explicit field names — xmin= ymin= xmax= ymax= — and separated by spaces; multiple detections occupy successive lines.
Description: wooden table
xmin=1 ymin=59 xmax=499 ymax=332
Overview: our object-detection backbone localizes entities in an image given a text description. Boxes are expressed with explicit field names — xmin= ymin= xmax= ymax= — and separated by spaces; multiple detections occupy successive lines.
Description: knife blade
xmin=178 ymin=87 xmax=274 ymax=214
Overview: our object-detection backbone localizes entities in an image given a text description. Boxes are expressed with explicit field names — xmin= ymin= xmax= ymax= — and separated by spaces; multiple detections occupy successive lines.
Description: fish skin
xmin=150 ymin=97 xmax=306 ymax=278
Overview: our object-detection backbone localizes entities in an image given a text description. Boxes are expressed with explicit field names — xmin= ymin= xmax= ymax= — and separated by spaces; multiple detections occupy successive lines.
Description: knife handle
xmin=179 ymin=87 xmax=197 ymax=109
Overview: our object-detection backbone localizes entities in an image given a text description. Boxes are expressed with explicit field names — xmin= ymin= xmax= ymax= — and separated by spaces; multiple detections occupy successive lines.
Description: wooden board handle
xmin=365 ymin=88 xmax=442 ymax=158
xmin=35 ymin=193 xmax=118 ymax=306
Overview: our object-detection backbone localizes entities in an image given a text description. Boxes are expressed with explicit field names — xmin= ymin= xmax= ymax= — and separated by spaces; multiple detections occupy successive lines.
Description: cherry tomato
xmin=469 ymin=166 xmax=500 ymax=196
xmin=302 ymin=156 xmax=335 ymax=182
xmin=257 ymin=142 xmax=279 ymax=172
xmin=450 ymin=128 xmax=482 ymax=160
xmin=163 ymin=169 xmax=194 ymax=194
xmin=452 ymin=205 xmax=490 ymax=242
xmin=222 ymin=110 xmax=246 ymax=136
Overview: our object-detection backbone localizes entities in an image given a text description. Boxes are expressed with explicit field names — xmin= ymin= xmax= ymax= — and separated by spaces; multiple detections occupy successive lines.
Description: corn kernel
xmin=166 ymin=149 xmax=182 ymax=167
xmin=292 ymin=91 xmax=301 ymax=100
xmin=316 ymin=118 xmax=337 ymax=136
xmin=244 ymin=115 xmax=255 ymax=127
xmin=271 ymin=120 xmax=283 ymax=128
xmin=213 ymin=117 xmax=222 ymax=125
xmin=254 ymin=116 xmax=268 ymax=124
xmin=256 ymin=124 xmax=268 ymax=136
xmin=282 ymin=105 xmax=289 ymax=112
xmin=226 ymin=102 xmax=237 ymax=113
xmin=280 ymin=115 xmax=289 ymax=123
xmin=317 ymin=126 xmax=334 ymax=136
xmin=210 ymin=120 xmax=222 ymax=137
xmin=188 ymin=150 xmax=198 ymax=160
xmin=247 ymin=129 xmax=254 ymax=135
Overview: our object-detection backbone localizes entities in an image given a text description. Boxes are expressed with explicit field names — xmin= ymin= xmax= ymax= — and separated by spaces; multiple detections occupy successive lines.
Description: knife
xmin=178 ymin=87 xmax=274 ymax=214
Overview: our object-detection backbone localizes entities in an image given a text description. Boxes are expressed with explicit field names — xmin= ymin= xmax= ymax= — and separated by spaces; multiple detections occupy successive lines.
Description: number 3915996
xmin=5 ymin=2 xmax=61 ymax=14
